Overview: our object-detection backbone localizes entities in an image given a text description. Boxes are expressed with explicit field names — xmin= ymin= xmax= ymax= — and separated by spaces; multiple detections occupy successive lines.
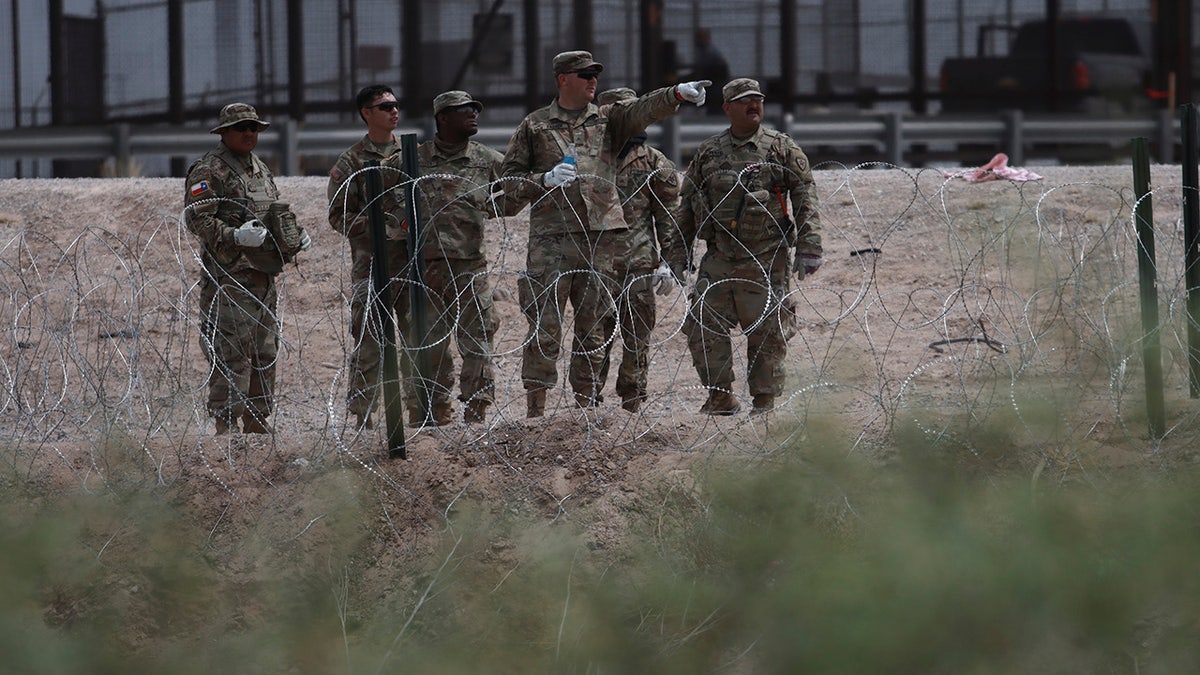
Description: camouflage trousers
xmin=683 ymin=251 xmax=792 ymax=397
xmin=422 ymin=256 xmax=497 ymax=407
xmin=611 ymin=267 xmax=657 ymax=402
xmin=519 ymin=230 xmax=622 ymax=402
xmin=198 ymin=267 xmax=278 ymax=424
xmin=345 ymin=232 xmax=419 ymax=418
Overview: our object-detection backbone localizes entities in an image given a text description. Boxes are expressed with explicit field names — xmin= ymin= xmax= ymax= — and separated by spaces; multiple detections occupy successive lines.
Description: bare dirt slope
xmin=0 ymin=162 xmax=1192 ymax=575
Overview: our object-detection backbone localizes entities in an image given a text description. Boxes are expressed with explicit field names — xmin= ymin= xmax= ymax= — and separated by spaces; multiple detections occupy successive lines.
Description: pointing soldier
xmin=500 ymin=49 xmax=712 ymax=417
xmin=184 ymin=102 xmax=312 ymax=434
xmin=678 ymin=78 xmax=822 ymax=415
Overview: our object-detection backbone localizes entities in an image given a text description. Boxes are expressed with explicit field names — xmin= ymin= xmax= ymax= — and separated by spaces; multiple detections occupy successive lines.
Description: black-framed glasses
xmin=368 ymin=101 xmax=400 ymax=112
xmin=731 ymin=95 xmax=765 ymax=104
xmin=442 ymin=104 xmax=480 ymax=115
xmin=574 ymin=70 xmax=600 ymax=81
xmin=230 ymin=122 xmax=261 ymax=133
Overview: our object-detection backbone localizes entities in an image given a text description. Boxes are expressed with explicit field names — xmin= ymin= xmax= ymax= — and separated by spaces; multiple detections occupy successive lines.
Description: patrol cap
xmin=722 ymin=78 xmax=764 ymax=102
xmin=210 ymin=102 xmax=270 ymax=134
xmin=553 ymin=50 xmax=604 ymax=75
xmin=597 ymin=87 xmax=636 ymax=105
xmin=432 ymin=90 xmax=484 ymax=116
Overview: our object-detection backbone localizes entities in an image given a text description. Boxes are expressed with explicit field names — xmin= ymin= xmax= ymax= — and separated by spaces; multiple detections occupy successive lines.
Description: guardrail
xmin=0 ymin=109 xmax=1179 ymax=176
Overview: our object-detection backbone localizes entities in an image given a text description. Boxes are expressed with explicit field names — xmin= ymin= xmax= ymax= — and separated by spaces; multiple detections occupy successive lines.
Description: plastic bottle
xmin=563 ymin=142 xmax=576 ymax=166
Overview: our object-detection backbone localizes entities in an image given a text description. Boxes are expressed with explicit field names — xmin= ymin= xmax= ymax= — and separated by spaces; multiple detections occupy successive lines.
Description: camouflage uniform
xmin=412 ymin=135 xmax=506 ymax=413
xmin=597 ymin=89 xmax=687 ymax=408
xmin=501 ymin=82 xmax=683 ymax=405
xmin=185 ymin=136 xmax=306 ymax=431
xmin=327 ymin=134 xmax=418 ymax=422
xmin=678 ymin=96 xmax=822 ymax=405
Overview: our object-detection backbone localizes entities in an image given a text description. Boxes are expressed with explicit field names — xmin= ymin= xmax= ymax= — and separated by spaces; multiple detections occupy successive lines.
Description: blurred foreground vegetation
xmin=3 ymin=420 xmax=1200 ymax=674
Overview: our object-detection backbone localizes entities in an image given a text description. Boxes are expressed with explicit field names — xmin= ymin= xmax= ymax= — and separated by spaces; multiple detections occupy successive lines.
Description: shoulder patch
xmin=329 ymin=165 xmax=344 ymax=182
xmin=189 ymin=180 xmax=210 ymax=197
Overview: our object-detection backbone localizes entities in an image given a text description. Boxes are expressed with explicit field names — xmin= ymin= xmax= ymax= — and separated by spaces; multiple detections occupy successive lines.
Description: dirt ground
xmin=1 ymin=160 xmax=1193 ymax=594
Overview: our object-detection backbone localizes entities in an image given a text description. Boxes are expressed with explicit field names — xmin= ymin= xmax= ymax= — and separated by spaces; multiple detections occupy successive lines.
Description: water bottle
xmin=563 ymin=142 xmax=576 ymax=167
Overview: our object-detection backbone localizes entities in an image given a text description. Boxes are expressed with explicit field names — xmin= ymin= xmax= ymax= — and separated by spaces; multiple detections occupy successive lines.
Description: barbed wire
xmin=1 ymin=163 xmax=1198 ymax=532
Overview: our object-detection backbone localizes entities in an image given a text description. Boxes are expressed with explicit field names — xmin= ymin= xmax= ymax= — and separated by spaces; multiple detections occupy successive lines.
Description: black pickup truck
xmin=939 ymin=17 xmax=1153 ymax=114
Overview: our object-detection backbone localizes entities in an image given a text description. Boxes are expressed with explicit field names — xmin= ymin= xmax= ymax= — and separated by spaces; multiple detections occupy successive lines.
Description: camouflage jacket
xmin=184 ymin=142 xmax=289 ymax=275
xmin=613 ymin=137 xmax=685 ymax=273
xmin=409 ymin=137 xmax=506 ymax=261
xmin=500 ymin=86 xmax=681 ymax=236
xmin=678 ymin=125 xmax=822 ymax=263
xmin=327 ymin=133 xmax=408 ymax=241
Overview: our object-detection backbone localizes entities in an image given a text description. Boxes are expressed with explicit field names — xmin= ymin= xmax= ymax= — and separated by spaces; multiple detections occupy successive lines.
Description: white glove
xmin=299 ymin=230 xmax=312 ymax=251
xmin=676 ymin=80 xmax=712 ymax=106
xmin=653 ymin=260 xmax=676 ymax=296
xmin=234 ymin=220 xmax=268 ymax=248
xmin=796 ymin=254 xmax=822 ymax=280
xmin=543 ymin=162 xmax=577 ymax=189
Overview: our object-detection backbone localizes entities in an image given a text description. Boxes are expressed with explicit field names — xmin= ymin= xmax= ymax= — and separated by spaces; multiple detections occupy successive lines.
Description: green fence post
xmin=1132 ymin=138 xmax=1165 ymax=438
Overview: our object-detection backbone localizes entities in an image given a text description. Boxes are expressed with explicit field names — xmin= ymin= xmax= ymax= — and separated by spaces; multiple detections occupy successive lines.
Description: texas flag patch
xmin=189 ymin=180 xmax=210 ymax=197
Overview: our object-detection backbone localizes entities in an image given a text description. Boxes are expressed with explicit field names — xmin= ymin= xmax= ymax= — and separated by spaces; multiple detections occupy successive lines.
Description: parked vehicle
xmin=939 ymin=17 xmax=1153 ymax=115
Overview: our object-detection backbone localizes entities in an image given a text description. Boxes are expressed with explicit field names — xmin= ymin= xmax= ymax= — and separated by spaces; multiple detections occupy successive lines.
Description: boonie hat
xmin=597 ymin=87 xmax=636 ymax=105
xmin=722 ymin=78 xmax=764 ymax=103
xmin=553 ymin=50 xmax=605 ymax=75
xmin=210 ymin=102 xmax=270 ymax=134
xmin=432 ymin=90 xmax=484 ymax=116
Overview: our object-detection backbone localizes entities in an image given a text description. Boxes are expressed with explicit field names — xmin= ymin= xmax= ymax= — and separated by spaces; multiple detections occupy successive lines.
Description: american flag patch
xmin=189 ymin=181 xmax=210 ymax=197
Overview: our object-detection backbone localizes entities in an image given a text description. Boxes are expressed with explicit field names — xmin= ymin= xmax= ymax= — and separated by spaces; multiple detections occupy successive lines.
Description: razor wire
xmin=1 ymin=163 xmax=1198 ymax=532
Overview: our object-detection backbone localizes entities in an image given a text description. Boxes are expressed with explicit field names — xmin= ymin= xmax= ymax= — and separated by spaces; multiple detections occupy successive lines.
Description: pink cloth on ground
xmin=944 ymin=152 xmax=1043 ymax=182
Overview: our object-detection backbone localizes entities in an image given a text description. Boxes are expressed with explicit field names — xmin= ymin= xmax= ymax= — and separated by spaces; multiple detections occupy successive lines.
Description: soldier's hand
xmin=653 ymin=260 xmax=677 ymax=296
xmin=234 ymin=220 xmax=269 ymax=248
xmin=796 ymin=254 xmax=822 ymax=280
xmin=299 ymin=230 xmax=313 ymax=251
xmin=543 ymin=162 xmax=577 ymax=189
xmin=676 ymin=80 xmax=712 ymax=106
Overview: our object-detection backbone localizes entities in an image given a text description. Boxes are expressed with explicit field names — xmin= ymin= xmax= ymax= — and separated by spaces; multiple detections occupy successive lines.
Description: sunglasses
xmin=368 ymin=101 xmax=400 ymax=112
xmin=574 ymin=70 xmax=600 ymax=81
xmin=230 ymin=122 xmax=261 ymax=133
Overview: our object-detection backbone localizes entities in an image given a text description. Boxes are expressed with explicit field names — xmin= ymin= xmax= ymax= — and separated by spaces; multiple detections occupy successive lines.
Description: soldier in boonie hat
xmin=432 ymin=90 xmax=484 ymax=116
xmin=721 ymin=78 xmax=764 ymax=103
xmin=597 ymin=87 xmax=637 ymax=106
xmin=209 ymin=102 xmax=270 ymax=134
xmin=553 ymin=50 xmax=605 ymax=75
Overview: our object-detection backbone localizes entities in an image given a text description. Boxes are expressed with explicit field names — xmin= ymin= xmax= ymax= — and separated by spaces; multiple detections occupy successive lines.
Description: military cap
xmin=597 ymin=87 xmax=636 ymax=105
xmin=553 ymin=50 xmax=605 ymax=75
xmin=432 ymin=90 xmax=484 ymax=116
xmin=209 ymin=102 xmax=270 ymax=134
xmin=722 ymin=78 xmax=764 ymax=103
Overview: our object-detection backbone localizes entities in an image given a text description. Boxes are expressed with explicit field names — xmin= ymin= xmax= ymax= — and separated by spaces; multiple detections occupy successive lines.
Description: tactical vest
xmin=697 ymin=134 xmax=797 ymax=260
xmin=221 ymin=155 xmax=302 ymax=274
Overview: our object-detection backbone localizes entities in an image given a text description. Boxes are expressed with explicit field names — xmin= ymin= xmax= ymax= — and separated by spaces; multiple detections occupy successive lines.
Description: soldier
xmin=596 ymin=87 xmax=687 ymax=413
xmin=405 ymin=90 xmax=509 ymax=424
xmin=327 ymin=85 xmax=418 ymax=429
xmin=184 ymin=102 xmax=312 ymax=434
xmin=678 ymin=78 xmax=823 ymax=415
xmin=500 ymin=49 xmax=711 ymax=417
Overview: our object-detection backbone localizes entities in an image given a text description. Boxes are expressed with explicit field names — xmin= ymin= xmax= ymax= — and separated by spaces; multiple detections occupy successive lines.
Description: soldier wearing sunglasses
xmin=327 ymin=85 xmax=420 ymax=430
xmin=500 ymin=50 xmax=711 ymax=418
xmin=184 ymin=102 xmax=313 ymax=435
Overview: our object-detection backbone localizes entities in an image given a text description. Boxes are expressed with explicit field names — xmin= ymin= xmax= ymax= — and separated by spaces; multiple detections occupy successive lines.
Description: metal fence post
xmin=364 ymin=159 xmax=407 ymax=458
xmin=1132 ymin=137 xmax=1166 ymax=437
xmin=1181 ymin=104 xmax=1200 ymax=398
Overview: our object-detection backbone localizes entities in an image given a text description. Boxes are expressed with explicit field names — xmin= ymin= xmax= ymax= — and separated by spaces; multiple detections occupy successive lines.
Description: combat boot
xmin=432 ymin=402 xmax=453 ymax=426
xmin=354 ymin=411 xmax=374 ymax=429
xmin=750 ymin=394 xmax=776 ymax=415
xmin=621 ymin=395 xmax=642 ymax=413
xmin=526 ymin=390 xmax=546 ymax=418
xmin=214 ymin=416 xmax=236 ymax=435
xmin=242 ymin=413 xmax=271 ymax=434
xmin=699 ymin=389 xmax=740 ymax=416
xmin=464 ymin=399 xmax=489 ymax=424
xmin=574 ymin=391 xmax=601 ymax=409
